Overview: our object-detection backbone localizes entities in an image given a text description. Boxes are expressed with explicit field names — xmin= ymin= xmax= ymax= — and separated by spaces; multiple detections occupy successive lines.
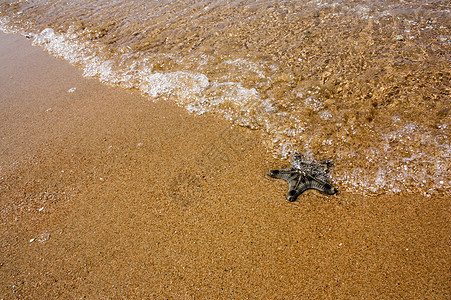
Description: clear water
xmin=1 ymin=0 xmax=449 ymax=195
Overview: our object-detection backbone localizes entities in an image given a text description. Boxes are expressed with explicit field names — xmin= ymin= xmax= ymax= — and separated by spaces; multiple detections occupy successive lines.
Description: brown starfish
xmin=268 ymin=153 xmax=337 ymax=202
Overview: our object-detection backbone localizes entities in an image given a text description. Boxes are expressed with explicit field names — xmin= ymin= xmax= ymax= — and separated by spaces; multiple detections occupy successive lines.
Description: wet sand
xmin=0 ymin=32 xmax=449 ymax=298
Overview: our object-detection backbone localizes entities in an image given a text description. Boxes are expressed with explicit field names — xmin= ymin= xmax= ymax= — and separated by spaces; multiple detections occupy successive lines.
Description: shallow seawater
xmin=0 ymin=0 xmax=449 ymax=195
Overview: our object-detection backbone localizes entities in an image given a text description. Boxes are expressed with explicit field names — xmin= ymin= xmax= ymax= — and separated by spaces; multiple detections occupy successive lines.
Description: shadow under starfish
xmin=268 ymin=153 xmax=337 ymax=202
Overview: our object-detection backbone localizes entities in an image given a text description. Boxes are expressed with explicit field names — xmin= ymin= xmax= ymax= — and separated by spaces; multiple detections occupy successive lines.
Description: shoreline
xmin=0 ymin=32 xmax=449 ymax=298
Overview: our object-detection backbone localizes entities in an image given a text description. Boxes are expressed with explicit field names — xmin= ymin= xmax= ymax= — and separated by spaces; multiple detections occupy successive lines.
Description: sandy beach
xmin=0 ymin=32 xmax=449 ymax=298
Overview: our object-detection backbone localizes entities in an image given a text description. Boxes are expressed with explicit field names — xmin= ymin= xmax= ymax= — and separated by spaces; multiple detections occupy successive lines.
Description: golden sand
xmin=0 ymin=32 xmax=449 ymax=298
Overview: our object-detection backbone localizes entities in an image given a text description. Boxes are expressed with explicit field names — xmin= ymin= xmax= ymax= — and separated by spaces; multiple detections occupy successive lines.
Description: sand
xmin=0 ymin=32 xmax=449 ymax=298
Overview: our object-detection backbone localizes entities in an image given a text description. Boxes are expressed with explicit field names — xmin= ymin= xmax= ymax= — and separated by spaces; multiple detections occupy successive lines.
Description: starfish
xmin=268 ymin=153 xmax=337 ymax=202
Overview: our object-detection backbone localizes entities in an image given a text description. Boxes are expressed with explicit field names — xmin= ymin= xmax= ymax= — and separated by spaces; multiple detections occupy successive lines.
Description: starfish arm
xmin=306 ymin=174 xmax=337 ymax=195
xmin=268 ymin=168 xmax=296 ymax=182
xmin=293 ymin=153 xmax=305 ymax=162
xmin=319 ymin=159 xmax=334 ymax=168
xmin=287 ymin=175 xmax=310 ymax=202
xmin=269 ymin=168 xmax=306 ymax=201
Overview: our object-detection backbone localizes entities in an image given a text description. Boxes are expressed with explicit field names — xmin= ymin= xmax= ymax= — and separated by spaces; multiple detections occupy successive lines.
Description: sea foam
xmin=1 ymin=0 xmax=449 ymax=196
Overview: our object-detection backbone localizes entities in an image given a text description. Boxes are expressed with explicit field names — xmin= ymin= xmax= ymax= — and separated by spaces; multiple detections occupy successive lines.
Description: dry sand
xmin=0 ymin=32 xmax=449 ymax=298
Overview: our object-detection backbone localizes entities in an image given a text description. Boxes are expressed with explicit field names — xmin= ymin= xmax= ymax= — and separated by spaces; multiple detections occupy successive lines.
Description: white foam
xmin=1 ymin=22 xmax=448 ymax=196
xmin=0 ymin=17 xmax=15 ymax=34
xmin=139 ymin=71 xmax=210 ymax=102
xmin=32 ymin=28 xmax=211 ymax=105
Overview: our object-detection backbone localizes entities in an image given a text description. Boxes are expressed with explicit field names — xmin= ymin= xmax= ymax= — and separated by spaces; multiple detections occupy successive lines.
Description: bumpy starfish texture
xmin=268 ymin=153 xmax=337 ymax=202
